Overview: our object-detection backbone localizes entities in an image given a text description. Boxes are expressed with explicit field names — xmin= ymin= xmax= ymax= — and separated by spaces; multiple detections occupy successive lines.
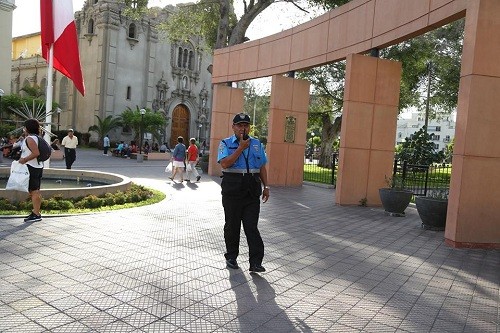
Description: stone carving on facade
xmin=198 ymin=84 xmax=209 ymax=122
xmin=152 ymin=73 xmax=170 ymax=112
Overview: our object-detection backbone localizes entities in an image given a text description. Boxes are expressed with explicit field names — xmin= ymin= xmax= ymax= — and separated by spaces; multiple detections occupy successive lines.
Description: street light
xmin=56 ymin=107 xmax=61 ymax=131
xmin=424 ymin=61 xmax=433 ymax=133
xmin=309 ymin=132 xmax=315 ymax=162
xmin=139 ymin=108 xmax=146 ymax=155
xmin=197 ymin=123 xmax=202 ymax=143
xmin=0 ymin=88 xmax=4 ymax=123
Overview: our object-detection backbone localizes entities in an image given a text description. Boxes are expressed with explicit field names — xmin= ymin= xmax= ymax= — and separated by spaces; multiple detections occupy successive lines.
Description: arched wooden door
xmin=170 ymin=104 xmax=190 ymax=148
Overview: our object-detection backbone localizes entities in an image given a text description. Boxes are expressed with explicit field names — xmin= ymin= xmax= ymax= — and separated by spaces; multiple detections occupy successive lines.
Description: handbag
xmin=6 ymin=161 xmax=30 ymax=192
xmin=164 ymin=162 xmax=172 ymax=173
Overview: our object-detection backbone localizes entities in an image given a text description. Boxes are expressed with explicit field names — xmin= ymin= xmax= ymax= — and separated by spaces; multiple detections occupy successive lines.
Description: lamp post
xmin=197 ymin=123 xmax=202 ymax=143
xmin=0 ymin=88 xmax=4 ymax=123
xmin=56 ymin=107 xmax=61 ymax=131
xmin=424 ymin=61 xmax=432 ymax=134
xmin=139 ymin=108 xmax=146 ymax=155
xmin=309 ymin=132 xmax=315 ymax=162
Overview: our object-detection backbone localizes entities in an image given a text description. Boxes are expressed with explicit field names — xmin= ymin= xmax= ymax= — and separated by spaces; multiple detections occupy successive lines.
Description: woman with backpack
xmin=18 ymin=119 xmax=44 ymax=222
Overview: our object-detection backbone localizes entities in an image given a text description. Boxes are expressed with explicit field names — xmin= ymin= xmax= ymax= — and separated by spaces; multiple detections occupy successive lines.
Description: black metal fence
xmin=303 ymin=152 xmax=338 ymax=186
xmin=393 ymin=160 xmax=452 ymax=196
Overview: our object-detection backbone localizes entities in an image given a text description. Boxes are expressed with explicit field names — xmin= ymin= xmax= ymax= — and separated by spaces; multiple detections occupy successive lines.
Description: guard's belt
xmin=222 ymin=168 xmax=260 ymax=174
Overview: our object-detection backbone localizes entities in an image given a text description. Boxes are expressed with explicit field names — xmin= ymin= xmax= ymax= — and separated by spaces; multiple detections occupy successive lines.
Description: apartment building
xmin=396 ymin=111 xmax=456 ymax=151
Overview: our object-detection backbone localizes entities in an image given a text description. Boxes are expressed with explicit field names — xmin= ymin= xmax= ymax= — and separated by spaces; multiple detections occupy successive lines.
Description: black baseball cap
xmin=233 ymin=113 xmax=251 ymax=124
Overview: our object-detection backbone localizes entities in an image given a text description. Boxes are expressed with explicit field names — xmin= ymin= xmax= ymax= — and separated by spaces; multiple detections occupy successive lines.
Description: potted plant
xmin=199 ymin=154 xmax=209 ymax=174
xmin=415 ymin=188 xmax=448 ymax=230
xmin=379 ymin=175 xmax=413 ymax=217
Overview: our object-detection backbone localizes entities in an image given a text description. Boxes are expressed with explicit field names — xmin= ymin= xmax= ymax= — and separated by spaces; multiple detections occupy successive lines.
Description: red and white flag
xmin=40 ymin=0 xmax=85 ymax=96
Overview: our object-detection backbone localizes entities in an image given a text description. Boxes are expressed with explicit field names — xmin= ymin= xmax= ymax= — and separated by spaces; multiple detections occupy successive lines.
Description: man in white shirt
xmin=61 ymin=129 xmax=78 ymax=169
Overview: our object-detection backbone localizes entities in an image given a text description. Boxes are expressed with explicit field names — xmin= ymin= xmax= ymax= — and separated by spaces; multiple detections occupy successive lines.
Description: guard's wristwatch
xmin=264 ymin=186 xmax=270 ymax=190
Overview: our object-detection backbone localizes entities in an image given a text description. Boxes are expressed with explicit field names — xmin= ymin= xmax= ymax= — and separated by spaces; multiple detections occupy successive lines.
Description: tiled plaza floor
xmin=0 ymin=149 xmax=498 ymax=332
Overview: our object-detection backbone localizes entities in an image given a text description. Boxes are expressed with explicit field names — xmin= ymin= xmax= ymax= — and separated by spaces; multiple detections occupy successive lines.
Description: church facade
xmin=11 ymin=0 xmax=213 ymax=147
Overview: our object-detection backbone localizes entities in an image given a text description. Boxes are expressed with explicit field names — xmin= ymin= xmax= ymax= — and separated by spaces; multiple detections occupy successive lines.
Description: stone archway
xmin=170 ymin=104 xmax=189 ymax=148
xmin=210 ymin=0 xmax=500 ymax=248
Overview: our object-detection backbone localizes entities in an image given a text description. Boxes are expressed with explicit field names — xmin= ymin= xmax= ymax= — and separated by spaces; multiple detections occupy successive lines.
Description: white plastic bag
xmin=186 ymin=163 xmax=193 ymax=172
xmin=6 ymin=161 xmax=30 ymax=192
xmin=164 ymin=162 xmax=172 ymax=173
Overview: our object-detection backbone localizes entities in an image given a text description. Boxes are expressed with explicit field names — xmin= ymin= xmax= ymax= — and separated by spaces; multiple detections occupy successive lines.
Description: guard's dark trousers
xmin=222 ymin=193 xmax=264 ymax=266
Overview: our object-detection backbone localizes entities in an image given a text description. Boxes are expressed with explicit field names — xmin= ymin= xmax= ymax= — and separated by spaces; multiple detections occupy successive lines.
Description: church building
xmin=10 ymin=0 xmax=213 ymax=148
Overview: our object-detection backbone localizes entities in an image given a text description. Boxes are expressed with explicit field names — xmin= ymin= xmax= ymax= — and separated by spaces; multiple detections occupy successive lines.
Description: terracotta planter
xmin=415 ymin=196 xmax=448 ymax=231
xmin=379 ymin=188 xmax=413 ymax=217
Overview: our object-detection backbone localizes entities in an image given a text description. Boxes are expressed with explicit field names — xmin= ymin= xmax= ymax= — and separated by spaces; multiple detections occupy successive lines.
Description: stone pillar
xmin=445 ymin=0 xmax=500 ymax=248
xmin=208 ymin=84 xmax=244 ymax=176
xmin=266 ymin=75 xmax=310 ymax=186
xmin=336 ymin=54 xmax=402 ymax=206
xmin=0 ymin=0 xmax=15 ymax=94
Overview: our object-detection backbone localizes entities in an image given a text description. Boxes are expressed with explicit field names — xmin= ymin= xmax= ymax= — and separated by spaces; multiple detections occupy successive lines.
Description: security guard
xmin=218 ymin=113 xmax=270 ymax=273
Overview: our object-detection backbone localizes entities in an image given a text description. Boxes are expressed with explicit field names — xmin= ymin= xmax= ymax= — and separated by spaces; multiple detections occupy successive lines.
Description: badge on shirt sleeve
xmin=218 ymin=141 xmax=226 ymax=153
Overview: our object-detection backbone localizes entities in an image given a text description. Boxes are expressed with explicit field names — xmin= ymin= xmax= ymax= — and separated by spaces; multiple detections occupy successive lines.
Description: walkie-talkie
xmin=242 ymin=129 xmax=249 ymax=140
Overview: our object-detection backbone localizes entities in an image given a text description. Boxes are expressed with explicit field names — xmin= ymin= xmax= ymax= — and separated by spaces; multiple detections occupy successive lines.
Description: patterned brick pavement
xmin=0 ymin=149 xmax=498 ymax=332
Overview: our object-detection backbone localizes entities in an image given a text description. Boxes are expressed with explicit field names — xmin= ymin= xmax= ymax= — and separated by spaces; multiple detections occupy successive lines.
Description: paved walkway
xmin=0 ymin=149 xmax=498 ymax=332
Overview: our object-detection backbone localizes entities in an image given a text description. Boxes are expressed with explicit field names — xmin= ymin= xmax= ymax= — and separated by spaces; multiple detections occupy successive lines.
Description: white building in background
xmin=396 ymin=111 xmax=456 ymax=151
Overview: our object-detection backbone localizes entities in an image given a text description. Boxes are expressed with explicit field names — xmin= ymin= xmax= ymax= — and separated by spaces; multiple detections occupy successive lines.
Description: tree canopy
xmin=157 ymin=0 xmax=350 ymax=49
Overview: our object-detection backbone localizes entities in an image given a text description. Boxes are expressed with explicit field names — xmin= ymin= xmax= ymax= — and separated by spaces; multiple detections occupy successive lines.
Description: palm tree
xmin=88 ymin=115 xmax=123 ymax=149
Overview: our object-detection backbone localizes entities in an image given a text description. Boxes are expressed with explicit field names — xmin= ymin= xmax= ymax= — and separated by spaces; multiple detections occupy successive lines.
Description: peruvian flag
xmin=40 ymin=0 xmax=85 ymax=96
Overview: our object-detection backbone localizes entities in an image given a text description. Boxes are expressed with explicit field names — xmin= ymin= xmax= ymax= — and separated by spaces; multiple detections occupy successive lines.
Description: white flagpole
xmin=44 ymin=44 xmax=54 ymax=166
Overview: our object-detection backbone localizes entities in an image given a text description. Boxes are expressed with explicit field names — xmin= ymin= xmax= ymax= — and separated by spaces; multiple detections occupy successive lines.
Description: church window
xmin=188 ymin=51 xmax=194 ymax=70
xmin=88 ymin=19 xmax=94 ymax=34
xmin=177 ymin=47 xmax=183 ymax=67
xmin=183 ymin=49 xmax=188 ymax=68
xmin=128 ymin=23 xmax=136 ymax=39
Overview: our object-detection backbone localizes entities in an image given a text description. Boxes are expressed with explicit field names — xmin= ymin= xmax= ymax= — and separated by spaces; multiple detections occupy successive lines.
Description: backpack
xmin=27 ymin=135 xmax=52 ymax=163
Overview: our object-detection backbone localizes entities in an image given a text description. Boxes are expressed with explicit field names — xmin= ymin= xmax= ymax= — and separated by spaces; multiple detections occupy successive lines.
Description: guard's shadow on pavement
xmin=229 ymin=271 xmax=308 ymax=332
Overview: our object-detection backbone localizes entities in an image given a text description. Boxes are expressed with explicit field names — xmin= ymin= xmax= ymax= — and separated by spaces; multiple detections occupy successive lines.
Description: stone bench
xmin=145 ymin=152 xmax=171 ymax=160
xmin=129 ymin=152 xmax=171 ymax=160
xmin=51 ymin=149 xmax=64 ymax=160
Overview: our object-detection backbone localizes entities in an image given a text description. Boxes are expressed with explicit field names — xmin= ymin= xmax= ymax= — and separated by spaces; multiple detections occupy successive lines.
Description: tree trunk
xmin=215 ymin=0 xmax=231 ymax=49
xmin=318 ymin=115 xmax=341 ymax=167
xmin=228 ymin=0 xmax=274 ymax=46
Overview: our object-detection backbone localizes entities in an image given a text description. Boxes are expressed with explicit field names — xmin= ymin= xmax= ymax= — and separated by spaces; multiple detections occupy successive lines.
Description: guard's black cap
xmin=233 ymin=113 xmax=251 ymax=124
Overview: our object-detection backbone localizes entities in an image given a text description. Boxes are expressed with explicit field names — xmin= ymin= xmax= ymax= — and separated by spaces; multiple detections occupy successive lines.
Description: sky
xmin=11 ymin=0 xmax=323 ymax=94
xmin=12 ymin=0 xmax=324 ymax=40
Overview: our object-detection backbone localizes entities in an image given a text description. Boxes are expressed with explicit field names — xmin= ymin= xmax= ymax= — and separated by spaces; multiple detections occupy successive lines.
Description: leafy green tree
xmin=88 ymin=115 xmax=123 ymax=148
xmin=157 ymin=0 xmax=350 ymax=49
xmin=298 ymin=61 xmax=345 ymax=166
xmin=443 ymin=137 xmax=454 ymax=163
xmin=381 ymin=19 xmax=464 ymax=116
xmin=20 ymin=85 xmax=45 ymax=98
xmin=121 ymin=106 xmax=167 ymax=144
xmin=241 ymin=82 xmax=269 ymax=140
xmin=397 ymin=126 xmax=444 ymax=166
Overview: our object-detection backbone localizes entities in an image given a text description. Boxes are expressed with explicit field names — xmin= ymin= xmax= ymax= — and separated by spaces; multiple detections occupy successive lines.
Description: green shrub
xmin=74 ymin=195 xmax=105 ymax=209
xmin=0 ymin=183 xmax=156 ymax=214
xmin=0 ymin=198 xmax=17 ymax=211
